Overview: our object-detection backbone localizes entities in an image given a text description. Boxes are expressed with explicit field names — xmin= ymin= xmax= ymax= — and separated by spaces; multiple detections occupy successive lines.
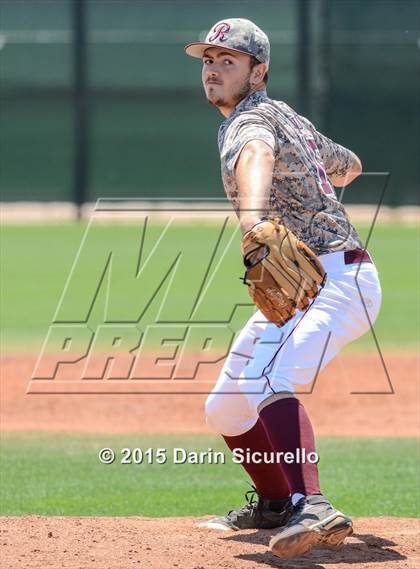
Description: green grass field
xmin=1 ymin=433 xmax=418 ymax=518
xmin=1 ymin=221 xmax=418 ymax=352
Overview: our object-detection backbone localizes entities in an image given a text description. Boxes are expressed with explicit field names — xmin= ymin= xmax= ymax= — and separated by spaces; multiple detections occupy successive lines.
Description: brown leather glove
xmin=241 ymin=217 xmax=326 ymax=327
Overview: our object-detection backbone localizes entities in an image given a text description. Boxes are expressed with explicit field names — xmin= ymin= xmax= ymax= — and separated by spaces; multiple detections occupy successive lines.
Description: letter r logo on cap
xmin=208 ymin=22 xmax=231 ymax=42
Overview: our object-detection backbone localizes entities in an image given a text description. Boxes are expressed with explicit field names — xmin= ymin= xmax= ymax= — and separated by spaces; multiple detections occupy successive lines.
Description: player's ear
xmin=251 ymin=63 xmax=267 ymax=85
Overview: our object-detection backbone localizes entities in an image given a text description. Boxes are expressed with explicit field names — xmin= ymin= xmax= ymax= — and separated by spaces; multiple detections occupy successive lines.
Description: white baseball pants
xmin=205 ymin=251 xmax=382 ymax=436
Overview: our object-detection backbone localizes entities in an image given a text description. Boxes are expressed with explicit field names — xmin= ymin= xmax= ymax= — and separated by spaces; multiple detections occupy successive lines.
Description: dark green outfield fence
xmin=1 ymin=0 xmax=419 ymax=206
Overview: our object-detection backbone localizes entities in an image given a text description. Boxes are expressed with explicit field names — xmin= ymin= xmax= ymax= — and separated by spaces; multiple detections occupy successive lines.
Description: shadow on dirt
xmin=223 ymin=531 xmax=406 ymax=567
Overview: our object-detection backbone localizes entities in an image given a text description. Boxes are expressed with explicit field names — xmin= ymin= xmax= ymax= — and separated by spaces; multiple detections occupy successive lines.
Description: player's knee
xmin=204 ymin=394 xmax=217 ymax=423
xmin=204 ymin=392 xmax=257 ymax=436
xmin=204 ymin=393 xmax=227 ymax=433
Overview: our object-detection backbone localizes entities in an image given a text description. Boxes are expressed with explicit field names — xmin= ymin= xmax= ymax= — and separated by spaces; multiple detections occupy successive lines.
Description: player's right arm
xmin=235 ymin=139 xmax=275 ymax=234
xmin=220 ymin=113 xmax=277 ymax=233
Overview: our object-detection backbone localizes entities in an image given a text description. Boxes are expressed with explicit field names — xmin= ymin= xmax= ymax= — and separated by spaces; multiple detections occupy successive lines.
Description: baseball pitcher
xmin=184 ymin=18 xmax=382 ymax=558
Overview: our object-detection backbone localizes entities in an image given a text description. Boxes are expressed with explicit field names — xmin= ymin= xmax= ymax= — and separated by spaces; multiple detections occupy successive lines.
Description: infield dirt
xmin=2 ymin=352 xmax=418 ymax=436
xmin=1 ymin=516 xmax=419 ymax=569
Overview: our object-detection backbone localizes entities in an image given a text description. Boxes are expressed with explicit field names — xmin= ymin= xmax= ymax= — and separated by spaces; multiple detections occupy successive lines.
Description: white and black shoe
xmin=269 ymin=494 xmax=353 ymax=558
xmin=199 ymin=486 xmax=292 ymax=531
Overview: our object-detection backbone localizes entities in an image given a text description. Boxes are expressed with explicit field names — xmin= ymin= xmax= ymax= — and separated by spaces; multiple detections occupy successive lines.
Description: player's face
xmin=201 ymin=47 xmax=260 ymax=113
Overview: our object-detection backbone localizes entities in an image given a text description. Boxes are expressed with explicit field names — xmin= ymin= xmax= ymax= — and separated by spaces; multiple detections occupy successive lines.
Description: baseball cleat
xmin=198 ymin=486 xmax=292 ymax=531
xmin=269 ymin=494 xmax=353 ymax=558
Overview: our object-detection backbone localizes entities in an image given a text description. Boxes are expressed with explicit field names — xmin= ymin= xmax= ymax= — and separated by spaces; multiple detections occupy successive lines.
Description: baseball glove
xmin=241 ymin=217 xmax=326 ymax=327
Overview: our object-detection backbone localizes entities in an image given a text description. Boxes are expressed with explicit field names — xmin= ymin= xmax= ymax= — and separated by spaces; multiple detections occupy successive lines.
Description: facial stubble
xmin=206 ymin=74 xmax=253 ymax=109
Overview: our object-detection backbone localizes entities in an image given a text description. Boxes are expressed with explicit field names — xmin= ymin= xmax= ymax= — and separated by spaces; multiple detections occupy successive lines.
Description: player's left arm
xmin=234 ymin=139 xmax=275 ymax=234
xmin=316 ymin=133 xmax=362 ymax=188
xmin=329 ymin=159 xmax=362 ymax=187
xmin=299 ymin=116 xmax=362 ymax=187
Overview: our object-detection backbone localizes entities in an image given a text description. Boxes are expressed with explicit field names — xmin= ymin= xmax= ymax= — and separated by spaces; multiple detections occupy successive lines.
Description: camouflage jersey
xmin=217 ymin=89 xmax=363 ymax=255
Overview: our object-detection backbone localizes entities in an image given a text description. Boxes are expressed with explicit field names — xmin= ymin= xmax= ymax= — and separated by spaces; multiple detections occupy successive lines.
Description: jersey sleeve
xmin=298 ymin=116 xmax=359 ymax=177
xmin=220 ymin=112 xmax=277 ymax=175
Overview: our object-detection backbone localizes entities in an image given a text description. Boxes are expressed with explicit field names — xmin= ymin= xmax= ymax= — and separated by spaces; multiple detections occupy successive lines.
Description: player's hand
xmin=239 ymin=214 xmax=263 ymax=235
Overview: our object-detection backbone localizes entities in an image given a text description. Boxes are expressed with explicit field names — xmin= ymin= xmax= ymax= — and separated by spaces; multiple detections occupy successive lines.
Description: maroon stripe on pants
xmin=223 ymin=418 xmax=290 ymax=500
xmin=259 ymin=397 xmax=321 ymax=496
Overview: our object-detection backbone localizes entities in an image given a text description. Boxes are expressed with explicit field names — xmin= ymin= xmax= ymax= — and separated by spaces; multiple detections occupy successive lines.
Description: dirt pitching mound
xmin=2 ymin=352 xmax=418 ymax=436
xmin=1 ymin=515 xmax=419 ymax=569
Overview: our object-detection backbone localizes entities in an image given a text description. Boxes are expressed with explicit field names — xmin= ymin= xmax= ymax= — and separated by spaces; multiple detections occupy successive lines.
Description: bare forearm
xmin=235 ymin=140 xmax=275 ymax=234
xmin=309 ymin=124 xmax=363 ymax=188
xmin=329 ymin=154 xmax=362 ymax=187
